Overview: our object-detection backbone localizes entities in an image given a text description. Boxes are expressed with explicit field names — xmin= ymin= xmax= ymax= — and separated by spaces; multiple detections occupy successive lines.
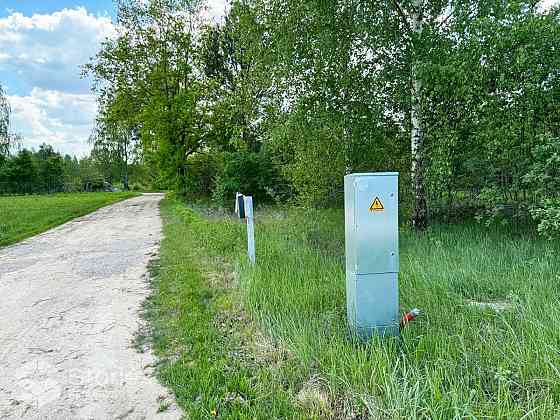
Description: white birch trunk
xmin=410 ymin=0 xmax=427 ymax=231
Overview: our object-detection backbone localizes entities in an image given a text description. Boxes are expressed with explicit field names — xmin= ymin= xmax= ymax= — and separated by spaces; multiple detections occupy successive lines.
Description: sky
xmin=0 ymin=0 xmax=228 ymax=157
xmin=0 ymin=0 xmax=558 ymax=157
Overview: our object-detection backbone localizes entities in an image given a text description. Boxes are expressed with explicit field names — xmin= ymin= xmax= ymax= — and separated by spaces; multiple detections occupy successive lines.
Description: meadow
xmin=147 ymin=199 xmax=560 ymax=419
xmin=0 ymin=192 xmax=138 ymax=247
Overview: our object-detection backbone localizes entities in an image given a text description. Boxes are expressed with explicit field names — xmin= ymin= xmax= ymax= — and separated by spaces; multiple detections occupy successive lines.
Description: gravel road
xmin=0 ymin=194 xmax=182 ymax=420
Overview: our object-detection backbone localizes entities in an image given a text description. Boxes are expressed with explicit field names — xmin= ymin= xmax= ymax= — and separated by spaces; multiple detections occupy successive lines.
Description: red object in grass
xmin=400 ymin=308 xmax=421 ymax=329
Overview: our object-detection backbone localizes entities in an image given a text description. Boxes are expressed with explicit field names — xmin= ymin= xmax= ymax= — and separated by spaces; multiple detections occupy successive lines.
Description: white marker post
xmin=235 ymin=192 xmax=243 ymax=216
xmin=244 ymin=195 xmax=256 ymax=264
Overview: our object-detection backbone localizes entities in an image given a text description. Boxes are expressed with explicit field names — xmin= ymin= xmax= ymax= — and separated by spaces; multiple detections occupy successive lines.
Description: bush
xmin=212 ymin=151 xmax=281 ymax=207
xmin=523 ymin=136 xmax=560 ymax=197
xmin=82 ymin=176 xmax=107 ymax=192
xmin=430 ymin=198 xmax=483 ymax=223
xmin=523 ymin=135 xmax=560 ymax=238
xmin=530 ymin=199 xmax=560 ymax=239
xmin=183 ymin=153 xmax=217 ymax=198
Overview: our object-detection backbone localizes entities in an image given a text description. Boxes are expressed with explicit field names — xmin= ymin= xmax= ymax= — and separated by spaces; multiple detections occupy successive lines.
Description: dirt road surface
xmin=0 ymin=194 xmax=182 ymax=420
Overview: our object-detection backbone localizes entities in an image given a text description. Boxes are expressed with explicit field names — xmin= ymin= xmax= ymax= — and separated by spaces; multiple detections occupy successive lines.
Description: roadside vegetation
xmin=0 ymin=192 xmax=138 ymax=247
xmin=85 ymin=6 xmax=559 ymax=414
xmin=0 ymin=141 xmax=151 ymax=195
xmin=147 ymin=198 xmax=560 ymax=419
xmin=84 ymin=0 xmax=560 ymax=238
xmin=1 ymin=90 xmax=151 ymax=196
xmin=1 ymin=0 xmax=556 ymax=417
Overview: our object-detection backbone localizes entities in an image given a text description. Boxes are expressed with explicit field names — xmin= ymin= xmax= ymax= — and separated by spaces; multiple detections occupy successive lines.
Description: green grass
xmin=0 ymin=192 xmax=138 ymax=247
xmin=149 ymin=199 xmax=560 ymax=419
xmin=142 ymin=201 xmax=304 ymax=419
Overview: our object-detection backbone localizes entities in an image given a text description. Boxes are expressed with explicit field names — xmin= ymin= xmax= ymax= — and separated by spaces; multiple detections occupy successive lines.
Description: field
xmin=0 ymin=192 xmax=138 ymax=247
xmin=145 ymin=199 xmax=560 ymax=419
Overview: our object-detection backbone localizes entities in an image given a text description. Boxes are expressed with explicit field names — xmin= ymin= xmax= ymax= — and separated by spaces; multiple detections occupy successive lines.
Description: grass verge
xmin=0 ymin=192 xmax=138 ymax=247
xmin=149 ymin=198 xmax=560 ymax=419
xmin=143 ymin=199 xmax=304 ymax=419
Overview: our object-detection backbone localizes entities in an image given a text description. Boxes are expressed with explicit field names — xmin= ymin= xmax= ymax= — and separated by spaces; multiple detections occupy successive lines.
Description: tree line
xmin=0 ymin=142 xmax=144 ymax=194
xmin=0 ymin=85 xmax=148 ymax=194
xmin=84 ymin=0 xmax=558 ymax=237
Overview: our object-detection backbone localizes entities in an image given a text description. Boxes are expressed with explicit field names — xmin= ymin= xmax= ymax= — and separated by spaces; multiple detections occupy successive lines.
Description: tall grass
xmin=246 ymin=210 xmax=560 ymax=418
xmin=156 ymin=200 xmax=560 ymax=419
xmin=145 ymin=201 xmax=305 ymax=419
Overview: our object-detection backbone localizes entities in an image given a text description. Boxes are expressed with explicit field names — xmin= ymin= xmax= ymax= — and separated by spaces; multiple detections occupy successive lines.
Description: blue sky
xmin=0 ymin=3 xmax=114 ymax=96
xmin=1 ymin=0 xmax=555 ymax=157
xmin=0 ymin=0 xmax=227 ymax=156
xmin=0 ymin=1 xmax=116 ymax=18
xmin=0 ymin=1 xmax=117 ymax=96
xmin=0 ymin=2 xmax=117 ymax=156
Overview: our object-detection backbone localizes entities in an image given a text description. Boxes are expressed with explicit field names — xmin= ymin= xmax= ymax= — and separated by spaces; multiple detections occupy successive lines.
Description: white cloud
xmin=8 ymin=88 xmax=97 ymax=157
xmin=0 ymin=7 xmax=115 ymax=94
xmin=0 ymin=7 xmax=115 ymax=156
xmin=0 ymin=3 xmax=232 ymax=157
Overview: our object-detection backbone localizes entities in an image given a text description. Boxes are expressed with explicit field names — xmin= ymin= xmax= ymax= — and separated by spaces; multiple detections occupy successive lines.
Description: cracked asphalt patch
xmin=0 ymin=194 xmax=182 ymax=420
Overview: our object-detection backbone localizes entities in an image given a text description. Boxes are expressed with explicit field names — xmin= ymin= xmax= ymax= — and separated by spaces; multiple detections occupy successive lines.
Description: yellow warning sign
xmin=369 ymin=197 xmax=384 ymax=212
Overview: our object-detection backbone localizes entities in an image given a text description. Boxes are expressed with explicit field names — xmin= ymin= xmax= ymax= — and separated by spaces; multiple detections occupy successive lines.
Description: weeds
xmin=145 ymin=200 xmax=304 ymax=419
xmin=150 ymin=199 xmax=560 ymax=419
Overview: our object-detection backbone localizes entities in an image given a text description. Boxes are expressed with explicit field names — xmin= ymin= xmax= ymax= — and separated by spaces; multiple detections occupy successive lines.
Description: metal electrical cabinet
xmin=344 ymin=172 xmax=399 ymax=338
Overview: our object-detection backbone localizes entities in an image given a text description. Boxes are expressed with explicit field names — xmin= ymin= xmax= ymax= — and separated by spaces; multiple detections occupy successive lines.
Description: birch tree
xmin=89 ymin=121 xmax=136 ymax=190
xmin=0 ymin=84 xmax=11 ymax=159
xmin=406 ymin=0 xmax=427 ymax=230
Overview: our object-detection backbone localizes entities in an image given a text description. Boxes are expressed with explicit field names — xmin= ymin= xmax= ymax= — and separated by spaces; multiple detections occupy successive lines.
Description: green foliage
xmin=473 ymin=135 xmax=560 ymax=237
xmin=524 ymin=136 xmax=560 ymax=198
xmin=85 ymin=0 xmax=206 ymax=196
xmin=531 ymin=199 xmax=560 ymax=239
xmin=0 ymin=144 xmax=119 ymax=195
xmin=144 ymin=199 xmax=302 ymax=418
xmin=524 ymin=135 xmax=560 ymax=238
xmin=0 ymin=83 xmax=11 ymax=158
xmin=182 ymin=153 xmax=217 ymax=198
xmin=87 ymin=0 xmax=560 ymax=232
xmin=36 ymin=144 xmax=65 ymax=193
xmin=89 ymin=121 xmax=137 ymax=190
xmin=212 ymin=151 xmax=279 ymax=206
xmin=0 ymin=149 xmax=37 ymax=194
xmin=269 ymin=114 xmax=346 ymax=207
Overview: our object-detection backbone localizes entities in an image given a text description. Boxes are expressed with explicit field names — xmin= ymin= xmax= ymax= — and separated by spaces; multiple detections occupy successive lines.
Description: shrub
xmin=530 ymin=199 xmax=560 ymax=239
xmin=183 ymin=153 xmax=217 ymax=198
xmin=524 ymin=135 xmax=560 ymax=238
xmin=212 ymin=151 xmax=281 ymax=207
